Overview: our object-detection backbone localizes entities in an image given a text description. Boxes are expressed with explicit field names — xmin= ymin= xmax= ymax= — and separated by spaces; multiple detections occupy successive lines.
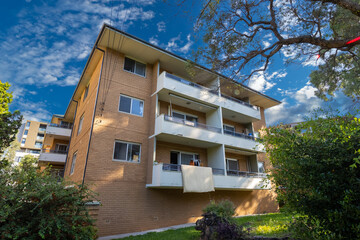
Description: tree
xmin=0 ymin=81 xmax=22 ymax=152
xmin=1 ymin=140 xmax=20 ymax=162
xmin=193 ymin=0 xmax=360 ymax=100
xmin=0 ymin=156 xmax=98 ymax=239
xmin=261 ymin=110 xmax=360 ymax=239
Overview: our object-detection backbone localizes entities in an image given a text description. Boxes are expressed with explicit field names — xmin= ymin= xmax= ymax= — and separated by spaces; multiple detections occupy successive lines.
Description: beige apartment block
xmin=58 ymin=24 xmax=281 ymax=237
xmin=15 ymin=120 xmax=48 ymax=162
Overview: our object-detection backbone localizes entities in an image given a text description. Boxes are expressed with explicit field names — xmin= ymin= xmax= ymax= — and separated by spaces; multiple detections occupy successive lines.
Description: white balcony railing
xmin=155 ymin=114 xmax=263 ymax=152
xmin=157 ymin=72 xmax=261 ymax=120
xmin=146 ymin=163 xmax=269 ymax=190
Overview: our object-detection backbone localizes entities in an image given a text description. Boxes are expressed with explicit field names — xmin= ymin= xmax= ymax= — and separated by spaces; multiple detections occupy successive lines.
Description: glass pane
xmin=119 ymin=96 xmax=131 ymax=113
xmin=131 ymin=99 xmax=144 ymax=116
xmin=124 ymin=57 xmax=135 ymax=72
xmin=128 ymin=144 xmax=140 ymax=162
xmin=114 ymin=142 xmax=127 ymax=160
xmin=24 ymin=130 xmax=28 ymax=135
xmin=70 ymin=153 xmax=77 ymax=174
xmin=181 ymin=153 xmax=193 ymax=165
xmin=227 ymin=160 xmax=238 ymax=171
xmin=186 ymin=115 xmax=198 ymax=123
xmin=135 ymin=62 xmax=146 ymax=76
xmin=172 ymin=112 xmax=184 ymax=120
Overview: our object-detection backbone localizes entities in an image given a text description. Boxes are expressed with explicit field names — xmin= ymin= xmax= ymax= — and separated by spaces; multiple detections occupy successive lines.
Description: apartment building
xmin=37 ymin=115 xmax=72 ymax=176
xmin=15 ymin=120 xmax=48 ymax=162
xmin=51 ymin=24 xmax=281 ymax=237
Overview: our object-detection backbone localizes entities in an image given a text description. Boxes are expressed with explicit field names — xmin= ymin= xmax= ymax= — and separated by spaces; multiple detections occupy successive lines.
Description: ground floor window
xmin=113 ymin=140 xmax=141 ymax=162
xmin=70 ymin=152 xmax=77 ymax=175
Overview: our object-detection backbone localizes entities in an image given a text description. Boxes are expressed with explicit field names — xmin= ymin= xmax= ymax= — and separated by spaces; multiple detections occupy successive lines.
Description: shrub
xmin=0 ymin=157 xmax=97 ymax=239
xmin=195 ymin=212 xmax=249 ymax=240
xmin=262 ymin=110 xmax=360 ymax=239
xmin=203 ymin=200 xmax=235 ymax=221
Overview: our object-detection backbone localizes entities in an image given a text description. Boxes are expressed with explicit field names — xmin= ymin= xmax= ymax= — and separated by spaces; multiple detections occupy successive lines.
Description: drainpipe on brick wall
xmin=82 ymin=47 xmax=105 ymax=186
xmin=63 ymin=99 xmax=78 ymax=175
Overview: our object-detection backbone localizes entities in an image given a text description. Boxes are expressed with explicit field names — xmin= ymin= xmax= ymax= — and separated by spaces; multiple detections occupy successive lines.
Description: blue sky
xmin=0 ymin=0 xmax=355 ymax=126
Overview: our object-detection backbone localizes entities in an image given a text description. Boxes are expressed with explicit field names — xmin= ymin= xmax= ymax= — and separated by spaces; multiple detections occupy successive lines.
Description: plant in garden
xmin=203 ymin=200 xmax=235 ymax=221
xmin=261 ymin=110 xmax=360 ymax=239
xmin=0 ymin=157 xmax=98 ymax=239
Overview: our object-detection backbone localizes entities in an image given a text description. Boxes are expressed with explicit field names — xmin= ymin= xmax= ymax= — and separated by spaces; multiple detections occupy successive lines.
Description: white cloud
xmin=149 ymin=36 xmax=159 ymax=46
xmin=248 ymin=70 xmax=287 ymax=92
xmin=157 ymin=21 xmax=166 ymax=32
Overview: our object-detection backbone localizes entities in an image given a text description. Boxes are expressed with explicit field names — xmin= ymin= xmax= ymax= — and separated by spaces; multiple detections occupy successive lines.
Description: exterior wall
xmin=252 ymin=107 xmax=266 ymax=132
xmin=156 ymin=141 xmax=208 ymax=166
xmin=64 ymin=54 xmax=103 ymax=183
xmin=20 ymin=120 xmax=46 ymax=149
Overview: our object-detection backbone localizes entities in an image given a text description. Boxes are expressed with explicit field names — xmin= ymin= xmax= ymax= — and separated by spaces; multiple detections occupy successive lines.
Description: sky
xmin=0 ymin=0 xmax=355 ymax=126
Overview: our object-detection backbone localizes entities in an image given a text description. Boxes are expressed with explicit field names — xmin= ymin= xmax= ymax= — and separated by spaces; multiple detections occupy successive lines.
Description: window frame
xmin=223 ymin=124 xmax=235 ymax=135
xmin=226 ymin=158 xmax=239 ymax=171
xmin=70 ymin=151 xmax=77 ymax=175
xmin=118 ymin=94 xmax=144 ymax=117
xmin=112 ymin=140 xmax=141 ymax=163
xmin=77 ymin=113 xmax=84 ymax=135
xmin=123 ymin=56 xmax=147 ymax=78
xmin=170 ymin=150 xmax=200 ymax=165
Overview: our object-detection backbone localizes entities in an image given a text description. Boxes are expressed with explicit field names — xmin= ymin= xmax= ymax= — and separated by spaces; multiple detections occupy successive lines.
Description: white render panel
xmin=46 ymin=126 xmax=71 ymax=137
xmin=147 ymin=163 xmax=269 ymax=190
xmin=155 ymin=114 xmax=263 ymax=152
xmin=207 ymin=145 xmax=225 ymax=169
xmin=157 ymin=72 xmax=261 ymax=120
xmin=38 ymin=152 xmax=66 ymax=163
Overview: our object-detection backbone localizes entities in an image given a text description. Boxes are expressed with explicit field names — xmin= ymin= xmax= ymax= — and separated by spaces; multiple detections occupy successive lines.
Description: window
xmin=258 ymin=161 xmax=265 ymax=173
xmin=77 ymin=114 xmax=84 ymax=135
xmin=35 ymin=141 xmax=43 ymax=148
xmin=119 ymin=95 xmax=144 ymax=117
xmin=56 ymin=144 xmax=68 ymax=153
xmin=25 ymin=122 xmax=30 ymax=129
xmin=21 ymin=138 xmax=26 ymax=144
xmin=124 ymin=57 xmax=146 ymax=76
xmin=113 ymin=141 xmax=141 ymax=162
xmin=37 ymin=133 xmax=44 ymax=140
xmin=83 ymin=85 xmax=89 ymax=101
xmin=70 ymin=152 xmax=77 ymax=175
xmin=223 ymin=125 xmax=235 ymax=135
xmin=226 ymin=158 xmax=239 ymax=175
xmin=29 ymin=150 xmax=40 ymax=154
xmin=172 ymin=111 xmax=198 ymax=126
xmin=170 ymin=151 xmax=200 ymax=166
xmin=24 ymin=130 xmax=28 ymax=135
xmin=39 ymin=124 xmax=47 ymax=132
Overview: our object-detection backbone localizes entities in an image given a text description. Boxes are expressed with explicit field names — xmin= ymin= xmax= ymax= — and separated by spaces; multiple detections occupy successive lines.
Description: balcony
xmin=146 ymin=163 xmax=269 ymax=190
xmin=38 ymin=150 xmax=67 ymax=164
xmin=45 ymin=123 xmax=72 ymax=138
xmin=156 ymin=72 xmax=261 ymax=120
xmin=155 ymin=114 xmax=263 ymax=152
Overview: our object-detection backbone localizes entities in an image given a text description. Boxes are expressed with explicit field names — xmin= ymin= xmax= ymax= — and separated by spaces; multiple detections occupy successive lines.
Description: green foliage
xmin=203 ymin=200 xmax=235 ymax=220
xmin=0 ymin=158 xmax=97 ymax=239
xmin=1 ymin=140 xmax=20 ymax=162
xmin=262 ymin=110 xmax=360 ymax=239
xmin=0 ymin=81 xmax=22 ymax=153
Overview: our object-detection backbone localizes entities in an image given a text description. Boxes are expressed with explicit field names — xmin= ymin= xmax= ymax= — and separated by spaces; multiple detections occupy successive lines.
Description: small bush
xmin=203 ymin=200 xmax=235 ymax=221
xmin=195 ymin=212 xmax=249 ymax=240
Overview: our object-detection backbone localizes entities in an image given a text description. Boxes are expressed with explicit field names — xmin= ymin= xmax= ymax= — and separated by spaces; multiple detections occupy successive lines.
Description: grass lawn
xmin=119 ymin=212 xmax=294 ymax=240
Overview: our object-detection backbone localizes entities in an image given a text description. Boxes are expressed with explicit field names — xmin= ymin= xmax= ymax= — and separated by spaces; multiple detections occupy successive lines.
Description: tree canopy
xmin=194 ymin=0 xmax=360 ymax=100
xmin=0 ymin=81 xmax=22 ymax=152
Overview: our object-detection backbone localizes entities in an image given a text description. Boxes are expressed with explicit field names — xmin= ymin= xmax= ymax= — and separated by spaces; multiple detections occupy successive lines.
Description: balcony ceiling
xmin=222 ymin=108 xmax=259 ymax=124
xmin=156 ymin=133 xmax=221 ymax=149
xmin=158 ymin=91 xmax=217 ymax=113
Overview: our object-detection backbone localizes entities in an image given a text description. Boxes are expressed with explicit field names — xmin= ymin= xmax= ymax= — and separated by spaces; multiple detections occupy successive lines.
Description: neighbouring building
xmin=37 ymin=114 xmax=72 ymax=177
xmin=44 ymin=24 xmax=282 ymax=237
xmin=14 ymin=120 xmax=48 ymax=163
